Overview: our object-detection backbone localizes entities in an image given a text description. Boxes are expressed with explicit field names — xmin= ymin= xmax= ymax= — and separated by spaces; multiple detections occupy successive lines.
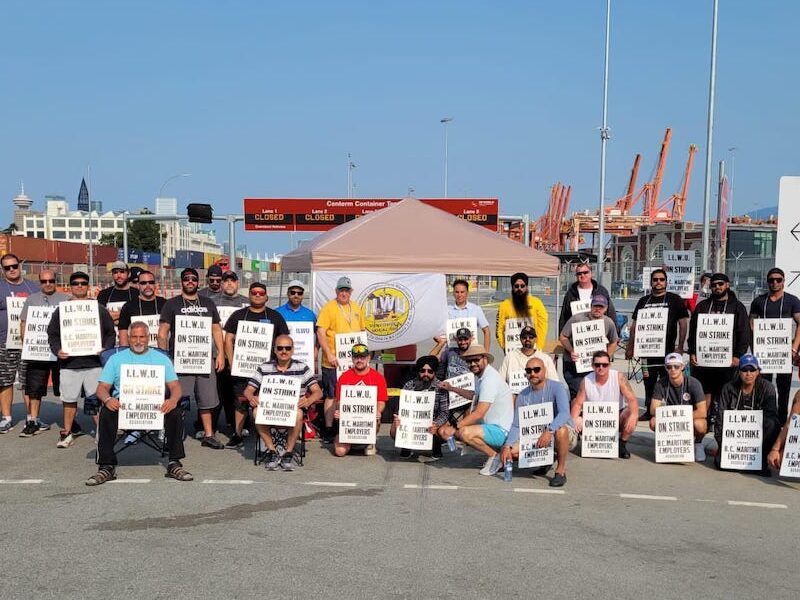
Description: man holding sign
xmin=500 ymin=357 xmax=576 ymax=487
xmin=496 ymin=272 xmax=548 ymax=352
xmin=767 ymin=391 xmax=800 ymax=474
xmin=333 ymin=343 xmax=387 ymax=457
xmin=117 ymin=270 xmax=166 ymax=347
xmin=626 ymin=269 xmax=690 ymax=420
xmin=0 ymin=253 xmax=38 ymax=434
xmin=431 ymin=279 xmax=491 ymax=354
xmin=87 ymin=321 xmax=190 ymax=485
xmin=243 ymin=334 xmax=322 ymax=471
xmin=47 ymin=272 xmax=116 ymax=448
xmin=714 ymin=354 xmax=781 ymax=475
xmin=498 ymin=325 xmax=560 ymax=397
xmin=749 ymin=268 xmax=800 ymax=422
xmin=647 ymin=353 xmax=708 ymax=461
xmin=97 ymin=261 xmax=139 ymax=328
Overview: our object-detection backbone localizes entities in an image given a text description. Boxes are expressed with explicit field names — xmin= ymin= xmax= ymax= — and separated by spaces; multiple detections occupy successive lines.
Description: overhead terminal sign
xmin=243 ymin=198 xmax=499 ymax=232
xmin=776 ymin=177 xmax=800 ymax=294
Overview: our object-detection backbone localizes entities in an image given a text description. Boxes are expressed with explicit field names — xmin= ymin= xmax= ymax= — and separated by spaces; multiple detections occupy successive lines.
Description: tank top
xmin=584 ymin=369 xmax=624 ymax=410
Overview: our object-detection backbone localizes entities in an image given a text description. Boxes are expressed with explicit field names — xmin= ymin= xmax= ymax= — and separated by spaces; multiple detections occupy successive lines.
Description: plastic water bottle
xmin=446 ymin=436 xmax=457 ymax=452
xmin=503 ymin=459 xmax=513 ymax=482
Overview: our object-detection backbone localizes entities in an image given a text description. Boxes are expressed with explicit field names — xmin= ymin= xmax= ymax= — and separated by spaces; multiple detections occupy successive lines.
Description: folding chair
xmin=252 ymin=407 xmax=308 ymax=467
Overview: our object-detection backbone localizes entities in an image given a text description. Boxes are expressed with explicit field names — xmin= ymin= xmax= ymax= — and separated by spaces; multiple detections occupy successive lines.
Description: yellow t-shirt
xmin=317 ymin=299 xmax=366 ymax=368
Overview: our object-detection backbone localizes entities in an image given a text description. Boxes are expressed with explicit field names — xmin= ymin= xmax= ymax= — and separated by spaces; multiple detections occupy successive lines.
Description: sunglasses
xmin=139 ymin=280 xmax=156 ymax=285
xmin=208 ymin=277 xmax=222 ymax=283
xmin=419 ymin=367 xmax=434 ymax=373
xmin=711 ymin=281 xmax=726 ymax=287
xmin=275 ymin=345 xmax=293 ymax=351
xmin=665 ymin=364 xmax=683 ymax=371
xmin=513 ymin=284 xmax=527 ymax=289
xmin=768 ymin=277 xmax=783 ymax=283
xmin=288 ymin=290 xmax=304 ymax=295
xmin=39 ymin=279 xmax=56 ymax=284
xmin=524 ymin=366 xmax=543 ymax=375
xmin=575 ymin=270 xmax=590 ymax=276
xmin=651 ymin=277 xmax=666 ymax=282
xmin=71 ymin=281 xmax=89 ymax=287
xmin=2 ymin=263 xmax=20 ymax=271
xmin=465 ymin=357 xmax=482 ymax=364
xmin=250 ymin=289 xmax=266 ymax=296
xmin=182 ymin=277 xmax=199 ymax=282
xmin=740 ymin=367 xmax=757 ymax=373
xmin=592 ymin=362 xmax=610 ymax=368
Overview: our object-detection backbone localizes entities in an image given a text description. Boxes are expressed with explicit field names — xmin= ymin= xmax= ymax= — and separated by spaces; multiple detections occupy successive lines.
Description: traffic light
xmin=187 ymin=203 xmax=213 ymax=224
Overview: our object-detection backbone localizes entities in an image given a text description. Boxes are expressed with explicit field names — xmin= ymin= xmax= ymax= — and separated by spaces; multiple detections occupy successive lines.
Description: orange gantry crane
xmin=533 ymin=182 xmax=571 ymax=251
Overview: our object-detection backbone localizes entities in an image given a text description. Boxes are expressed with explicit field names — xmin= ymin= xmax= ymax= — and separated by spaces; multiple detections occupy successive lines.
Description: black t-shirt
xmin=652 ymin=375 xmax=704 ymax=407
xmin=159 ymin=295 xmax=221 ymax=356
xmin=223 ymin=307 xmax=290 ymax=341
xmin=118 ymin=296 xmax=167 ymax=331
xmin=631 ymin=292 xmax=689 ymax=361
xmin=97 ymin=286 xmax=139 ymax=307
xmin=749 ymin=292 xmax=800 ymax=319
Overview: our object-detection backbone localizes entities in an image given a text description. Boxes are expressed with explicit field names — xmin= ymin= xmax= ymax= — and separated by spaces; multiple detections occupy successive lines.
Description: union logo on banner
xmin=358 ymin=282 xmax=415 ymax=343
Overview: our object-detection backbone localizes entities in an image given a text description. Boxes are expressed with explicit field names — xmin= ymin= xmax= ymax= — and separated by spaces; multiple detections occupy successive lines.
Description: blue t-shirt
xmin=276 ymin=302 xmax=317 ymax=324
xmin=99 ymin=348 xmax=178 ymax=397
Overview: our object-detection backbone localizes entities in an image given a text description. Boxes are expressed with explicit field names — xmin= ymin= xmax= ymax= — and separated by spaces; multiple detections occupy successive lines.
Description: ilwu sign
xmin=633 ymin=307 xmax=669 ymax=357
xmin=752 ymin=318 xmax=792 ymax=374
xmin=118 ymin=364 xmax=165 ymax=430
xmin=394 ymin=390 xmax=434 ymax=451
xmin=694 ymin=314 xmax=733 ymax=368
xmin=571 ymin=320 xmax=608 ymax=373
xmin=779 ymin=415 xmax=800 ymax=478
xmin=255 ymin=374 xmax=301 ymax=427
xmin=339 ymin=385 xmax=377 ymax=444
xmin=581 ymin=401 xmax=619 ymax=458
xmin=720 ymin=410 xmax=762 ymax=471
xmin=664 ymin=250 xmax=695 ymax=299
xmin=655 ymin=405 xmax=694 ymax=463
xmin=517 ymin=403 xmax=554 ymax=468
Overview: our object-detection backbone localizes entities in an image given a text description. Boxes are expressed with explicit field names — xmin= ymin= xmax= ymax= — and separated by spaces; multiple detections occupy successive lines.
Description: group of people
xmin=0 ymin=256 xmax=798 ymax=487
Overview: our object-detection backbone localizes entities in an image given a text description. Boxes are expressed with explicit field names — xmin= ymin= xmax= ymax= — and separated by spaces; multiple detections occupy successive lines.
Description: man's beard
xmin=412 ymin=378 xmax=434 ymax=391
xmin=511 ymin=291 xmax=530 ymax=319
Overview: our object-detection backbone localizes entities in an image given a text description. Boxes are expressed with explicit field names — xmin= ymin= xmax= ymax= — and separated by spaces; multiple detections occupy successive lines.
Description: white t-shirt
xmin=583 ymin=370 xmax=624 ymax=410
xmin=497 ymin=349 xmax=560 ymax=384
xmin=578 ymin=286 xmax=594 ymax=304
xmin=475 ymin=364 xmax=514 ymax=432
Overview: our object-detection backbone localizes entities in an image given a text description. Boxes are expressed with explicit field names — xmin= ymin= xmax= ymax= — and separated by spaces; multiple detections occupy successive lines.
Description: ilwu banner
xmin=314 ymin=272 xmax=447 ymax=350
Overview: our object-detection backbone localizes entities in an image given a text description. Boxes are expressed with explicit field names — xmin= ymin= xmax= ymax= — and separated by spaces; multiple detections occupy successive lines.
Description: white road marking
xmin=201 ymin=479 xmax=253 ymax=485
xmin=304 ymin=481 xmax=358 ymax=488
xmin=727 ymin=500 xmax=787 ymax=509
xmin=0 ymin=479 xmax=44 ymax=484
xmin=513 ymin=488 xmax=565 ymax=495
xmin=619 ymin=493 xmax=677 ymax=501
xmin=109 ymin=479 xmax=152 ymax=484
xmin=403 ymin=484 xmax=459 ymax=490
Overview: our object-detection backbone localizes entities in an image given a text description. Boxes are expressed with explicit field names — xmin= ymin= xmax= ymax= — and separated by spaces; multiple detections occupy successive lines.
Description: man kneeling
xmin=87 ymin=322 xmax=190 ymax=485
xmin=500 ymin=357 xmax=576 ymax=487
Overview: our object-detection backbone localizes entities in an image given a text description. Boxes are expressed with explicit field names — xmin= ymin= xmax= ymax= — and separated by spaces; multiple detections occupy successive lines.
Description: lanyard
xmin=763 ymin=294 xmax=785 ymax=319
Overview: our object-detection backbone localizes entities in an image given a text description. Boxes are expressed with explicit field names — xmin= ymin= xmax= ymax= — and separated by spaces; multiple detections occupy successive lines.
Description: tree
xmin=97 ymin=209 xmax=161 ymax=252
xmin=1 ymin=223 xmax=18 ymax=234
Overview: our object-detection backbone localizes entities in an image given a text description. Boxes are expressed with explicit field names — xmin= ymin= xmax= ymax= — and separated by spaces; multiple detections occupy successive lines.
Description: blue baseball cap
xmin=738 ymin=353 xmax=759 ymax=370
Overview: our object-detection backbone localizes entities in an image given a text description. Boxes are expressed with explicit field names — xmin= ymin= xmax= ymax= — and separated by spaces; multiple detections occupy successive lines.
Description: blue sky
xmin=1 ymin=1 xmax=797 ymax=255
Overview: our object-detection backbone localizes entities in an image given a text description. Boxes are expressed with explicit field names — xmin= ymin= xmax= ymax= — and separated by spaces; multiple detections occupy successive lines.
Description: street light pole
xmin=727 ymin=146 xmax=737 ymax=219
xmin=597 ymin=0 xmax=611 ymax=276
xmin=153 ymin=173 xmax=190 ymax=293
xmin=440 ymin=117 xmax=453 ymax=198
xmin=701 ymin=0 xmax=720 ymax=273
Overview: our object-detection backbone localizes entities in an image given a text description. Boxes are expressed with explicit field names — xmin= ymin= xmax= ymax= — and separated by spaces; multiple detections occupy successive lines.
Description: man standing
xmin=276 ymin=279 xmax=316 ymax=325
xmin=117 ymin=270 xmax=166 ymax=347
xmin=333 ymin=343 xmax=387 ymax=457
xmin=431 ymin=279 xmax=491 ymax=354
xmin=689 ymin=273 xmax=750 ymax=424
xmin=243 ymin=334 xmax=322 ymax=470
xmin=18 ymin=269 xmax=69 ymax=436
xmin=438 ymin=345 xmax=514 ymax=476
xmin=223 ymin=282 xmax=289 ymax=447
xmin=626 ymin=269 xmax=690 ymax=420
xmin=500 ymin=356 xmax=577 ymax=487
xmin=47 ymin=272 xmax=116 ymax=448
xmin=559 ymin=295 xmax=619 ymax=399
xmin=571 ymin=350 xmax=639 ymax=459
xmin=316 ymin=276 xmax=366 ymax=442
xmin=648 ymin=353 xmax=708 ymax=462
xmin=0 ymin=254 xmax=40 ymax=433
xmin=86 ymin=321 xmax=192 ymax=485
xmin=158 ymin=267 xmax=226 ymax=449
xmin=198 ymin=264 xmax=223 ymax=301
xmin=97 ymin=261 xmax=139 ymax=327
xmin=498 ymin=325 xmax=559 ymax=391
xmin=559 ymin=263 xmax=616 ymax=331
xmin=749 ymin=267 xmax=800 ymax=422
xmin=496 ymin=272 xmax=548 ymax=351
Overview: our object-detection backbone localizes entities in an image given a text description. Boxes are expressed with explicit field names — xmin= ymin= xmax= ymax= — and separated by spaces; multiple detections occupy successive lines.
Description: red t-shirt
xmin=336 ymin=368 xmax=389 ymax=402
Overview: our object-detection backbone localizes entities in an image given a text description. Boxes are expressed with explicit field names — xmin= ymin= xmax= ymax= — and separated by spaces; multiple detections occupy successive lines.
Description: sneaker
xmin=225 ymin=434 xmax=244 ymax=449
xmin=0 ymin=417 xmax=12 ymax=434
xmin=36 ymin=418 xmax=51 ymax=432
xmin=201 ymin=436 xmax=224 ymax=449
xmin=56 ymin=431 xmax=74 ymax=448
xmin=19 ymin=420 xmax=39 ymax=437
xmin=364 ymin=444 xmax=377 ymax=456
xmin=549 ymin=472 xmax=567 ymax=487
xmin=694 ymin=442 xmax=707 ymax=462
xmin=399 ymin=448 xmax=415 ymax=459
xmin=194 ymin=430 xmax=205 ymax=440
xmin=479 ymin=453 xmax=501 ymax=476
xmin=619 ymin=441 xmax=631 ymax=459
xmin=70 ymin=421 xmax=83 ymax=437
xmin=280 ymin=452 xmax=295 ymax=471
xmin=265 ymin=450 xmax=281 ymax=471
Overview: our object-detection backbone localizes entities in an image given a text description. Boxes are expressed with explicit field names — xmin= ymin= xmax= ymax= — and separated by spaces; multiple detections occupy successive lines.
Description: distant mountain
xmin=740 ymin=205 xmax=777 ymax=219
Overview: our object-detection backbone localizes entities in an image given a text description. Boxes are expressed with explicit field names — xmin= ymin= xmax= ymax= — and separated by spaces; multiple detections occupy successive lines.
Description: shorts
xmin=481 ymin=423 xmax=508 ymax=449
xmin=321 ymin=367 xmax=337 ymax=398
xmin=25 ymin=361 xmax=61 ymax=398
xmin=231 ymin=376 xmax=250 ymax=399
xmin=563 ymin=425 xmax=579 ymax=451
xmin=60 ymin=367 xmax=102 ymax=404
xmin=179 ymin=372 xmax=219 ymax=410
xmin=0 ymin=347 xmax=22 ymax=387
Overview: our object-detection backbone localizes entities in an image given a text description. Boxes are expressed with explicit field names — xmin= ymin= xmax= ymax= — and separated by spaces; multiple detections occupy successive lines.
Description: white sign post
xmin=335 ymin=331 xmax=368 ymax=376
xmin=517 ymin=402 xmax=554 ymax=468
xmin=664 ymin=250 xmax=695 ymax=299
xmin=173 ymin=315 xmax=212 ymax=374
xmin=655 ymin=405 xmax=695 ymax=463
xmin=571 ymin=319 xmax=608 ymax=373
xmin=779 ymin=414 xmax=800 ymax=478
xmin=581 ymin=401 xmax=619 ymax=458
xmin=695 ymin=314 xmax=734 ymax=367
xmin=444 ymin=372 xmax=474 ymax=410
xmin=231 ymin=321 xmax=274 ymax=378
xmin=394 ymin=390 xmax=434 ymax=451
xmin=5 ymin=297 xmax=26 ymax=349
xmin=59 ymin=300 xmax=102 ymax=356
xmin=287 ymin=321 xmax=316 ymax=371
xmin=503 ymin=318 xmax=528 ymax=354
xmin=338 ymin=384 xmax=377 ymax=444
xmin=22 ymin=306 xmax=57 ymax=361
xmin=254 ymin=374 xmax=301 ymax=427
xmin=446 ymin=317 xmax=477 ymax=348
xmin=118 ymin=364 xmax=165 ymax=430
xmin=633 ymin=307 xmax=669 ymax=357
xmin=776 ymin=177 xmax=800 ymax=297
xmin=720 ymin=410 xmax=763 ymax=471
xmin=752 ymin=318 xmax=793 ymax=374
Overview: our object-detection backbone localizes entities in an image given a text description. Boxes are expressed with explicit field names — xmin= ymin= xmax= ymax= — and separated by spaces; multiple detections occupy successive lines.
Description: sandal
xmin=85 ymin=466 xmax=116 ymax=486
xmin=165 ymin=461 xmax=193 ymax=481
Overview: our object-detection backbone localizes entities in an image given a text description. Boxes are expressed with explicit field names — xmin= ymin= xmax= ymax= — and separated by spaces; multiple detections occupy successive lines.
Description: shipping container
xmin=175 ymin=250 xmax=192 ymax=268
xmin=189 ymin=250 xmax=204 ymax=269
